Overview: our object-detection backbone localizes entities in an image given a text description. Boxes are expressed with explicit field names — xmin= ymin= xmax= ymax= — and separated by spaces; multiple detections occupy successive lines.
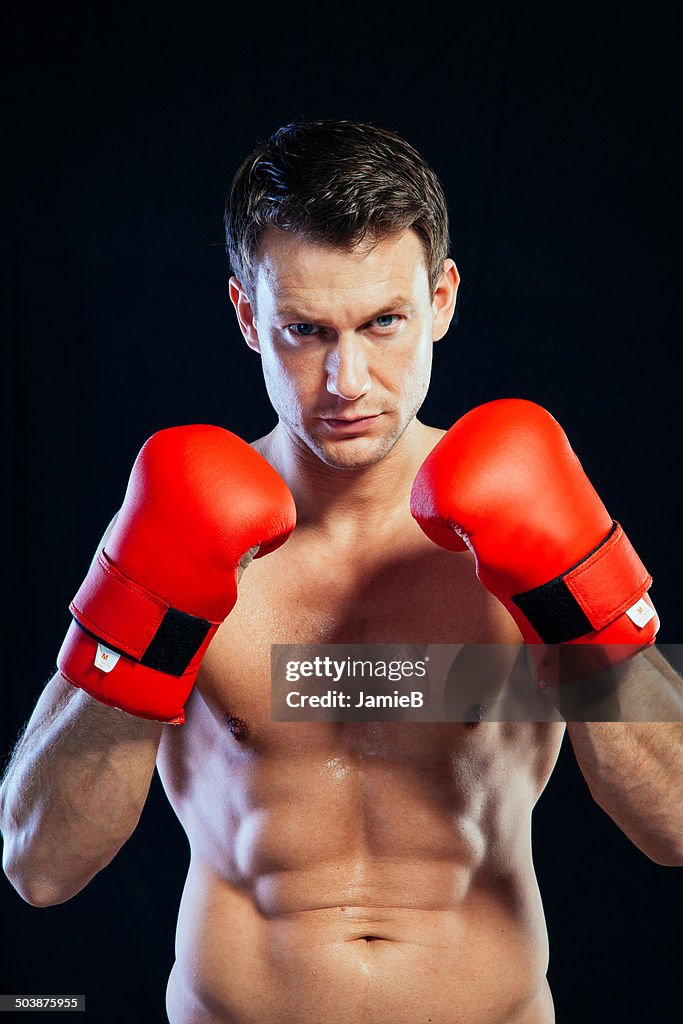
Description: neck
xmin=254 ymin=418 xmax=441 ymax=540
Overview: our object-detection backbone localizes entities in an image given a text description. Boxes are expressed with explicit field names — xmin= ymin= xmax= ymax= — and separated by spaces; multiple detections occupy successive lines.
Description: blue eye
xmin=372 ymin=315 xmax=398 ymax=328
xmin=288 ymin=323 xmax=319 ymax=336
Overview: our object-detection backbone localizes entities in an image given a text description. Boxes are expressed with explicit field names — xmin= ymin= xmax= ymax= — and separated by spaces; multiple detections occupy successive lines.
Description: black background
xmin=2 ymin=4 xmax=681 ymax=1022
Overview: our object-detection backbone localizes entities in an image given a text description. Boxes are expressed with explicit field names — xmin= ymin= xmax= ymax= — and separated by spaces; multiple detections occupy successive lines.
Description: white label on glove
xmin=95 ymin=643 xmax=120 ymax=673
xmin=625 ymin=597 xmax=656 ymax=628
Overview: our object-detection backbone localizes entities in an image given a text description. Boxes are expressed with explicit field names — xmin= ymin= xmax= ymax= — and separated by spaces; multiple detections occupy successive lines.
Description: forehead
xmin=252 ymin=228 xmax=430 ymax=317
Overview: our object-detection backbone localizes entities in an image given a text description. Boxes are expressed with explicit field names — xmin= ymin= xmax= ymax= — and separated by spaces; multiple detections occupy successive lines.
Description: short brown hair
xmin=224 ymin=119 xmax=450 ymax=301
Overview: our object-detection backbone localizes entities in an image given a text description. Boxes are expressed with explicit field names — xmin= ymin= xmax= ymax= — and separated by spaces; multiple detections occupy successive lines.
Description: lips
xmin=322 ymin=415 xmax=378 ymax=423
xmin=319 ymin=414 xmax=381 ymax=432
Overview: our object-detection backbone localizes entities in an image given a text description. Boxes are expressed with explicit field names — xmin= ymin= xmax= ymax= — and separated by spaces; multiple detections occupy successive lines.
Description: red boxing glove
xmin=410 ymin=399 xmax=658 ymax=686
xmin=58 ymin=425 xmax=296 ymax=724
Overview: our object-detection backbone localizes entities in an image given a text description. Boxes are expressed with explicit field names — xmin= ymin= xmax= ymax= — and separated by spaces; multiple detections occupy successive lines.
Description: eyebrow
xmin=275 ymin=295 xmax=417 ymax=324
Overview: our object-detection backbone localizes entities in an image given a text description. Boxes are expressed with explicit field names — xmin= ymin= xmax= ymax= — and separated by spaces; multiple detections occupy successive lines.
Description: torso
xmin=157 ymin=486 xmax=565 ymax=1024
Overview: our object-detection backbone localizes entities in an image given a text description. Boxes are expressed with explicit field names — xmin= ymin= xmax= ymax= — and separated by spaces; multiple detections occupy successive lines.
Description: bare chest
xmin=169 ymin=533 xmax=529 ymax=753
xmin=156 ymin=536 xmax=565 ymax=866
xmin=231 ymin=530 xmax=506 ymax=642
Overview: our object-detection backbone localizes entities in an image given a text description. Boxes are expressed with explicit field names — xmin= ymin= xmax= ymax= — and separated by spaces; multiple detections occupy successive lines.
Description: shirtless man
xmin=1 ymin=120 xmax=682 ymax=1024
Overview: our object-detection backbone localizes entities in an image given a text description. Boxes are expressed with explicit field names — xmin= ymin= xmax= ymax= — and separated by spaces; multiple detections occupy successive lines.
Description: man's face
xmin=230 ymin=227 xmax=457 ymax=469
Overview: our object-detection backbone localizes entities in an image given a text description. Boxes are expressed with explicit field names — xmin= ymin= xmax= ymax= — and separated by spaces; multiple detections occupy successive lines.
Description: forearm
xmin=565 ymin=647 xmax=683 ymax=865
xmin=0 ymin=673 xmax=164 ymax=906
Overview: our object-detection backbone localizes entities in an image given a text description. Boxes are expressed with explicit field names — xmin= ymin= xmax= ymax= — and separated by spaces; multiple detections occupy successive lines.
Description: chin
xmin=307 ymin=433 xmax=401 ymax=471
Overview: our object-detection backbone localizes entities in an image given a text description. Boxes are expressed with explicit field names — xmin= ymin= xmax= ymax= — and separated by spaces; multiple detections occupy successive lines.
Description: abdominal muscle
xmin=160 ymin=669 xmax=562 ymax=1024
xmin=166 ymin=841 xmax=554 ymax=1024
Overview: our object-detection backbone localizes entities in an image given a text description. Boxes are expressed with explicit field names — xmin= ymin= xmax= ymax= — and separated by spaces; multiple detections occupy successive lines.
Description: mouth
xmin=318 ymin=414 xmax=382 ymax=434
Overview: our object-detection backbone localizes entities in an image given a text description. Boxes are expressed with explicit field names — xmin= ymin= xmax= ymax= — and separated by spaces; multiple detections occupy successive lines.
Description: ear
xmin=228 ymin=276 xmax=261 ymax=353
xmin=432 ymin=259 xmax=460 ymax=342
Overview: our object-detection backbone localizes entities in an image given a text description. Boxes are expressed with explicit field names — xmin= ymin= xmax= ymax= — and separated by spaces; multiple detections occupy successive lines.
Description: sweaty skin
xmin=159 ymin=439 xmax=563 ymax=1024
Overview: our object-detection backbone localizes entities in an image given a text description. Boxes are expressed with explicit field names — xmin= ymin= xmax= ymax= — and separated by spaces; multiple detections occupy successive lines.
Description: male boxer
xmin=1 ymin=120 xmax=681 ymax=1024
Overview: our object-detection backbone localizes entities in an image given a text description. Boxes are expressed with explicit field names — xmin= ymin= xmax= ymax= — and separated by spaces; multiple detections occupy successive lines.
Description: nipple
xmin=226 ymin=715 xmax=249 ymax=741
xmin=465 ymin=702 xmax=486 ymax=728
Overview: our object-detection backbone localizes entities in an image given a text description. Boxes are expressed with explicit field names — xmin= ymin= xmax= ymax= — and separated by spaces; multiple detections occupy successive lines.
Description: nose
xmin=326 ymin=334 xmax=371 ymax=401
